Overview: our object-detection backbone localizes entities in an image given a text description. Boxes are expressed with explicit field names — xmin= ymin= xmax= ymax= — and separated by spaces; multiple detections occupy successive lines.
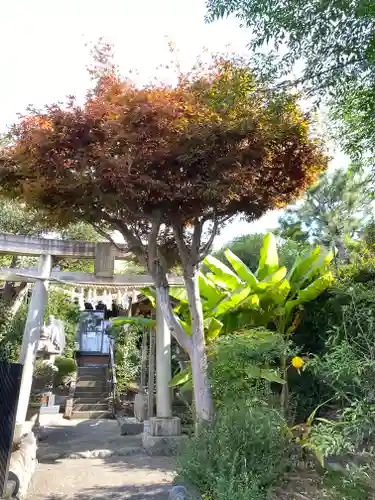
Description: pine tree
xmin=278 ymin=170 xmax=373 ymax=259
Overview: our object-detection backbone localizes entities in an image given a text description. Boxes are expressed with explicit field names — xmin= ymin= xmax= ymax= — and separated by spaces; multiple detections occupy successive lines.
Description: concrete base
xmin=148 ymin=417 xmax=181 ymax=437
xmin=117 ymin=416 xmax=143 ymax=436
xmin=142 ymin=433 xmax=187 ymax=456
xmin=39 ymin=405 xmax=60 ymax=415
xmin=142 ymin=417 xmax=183 ymax=456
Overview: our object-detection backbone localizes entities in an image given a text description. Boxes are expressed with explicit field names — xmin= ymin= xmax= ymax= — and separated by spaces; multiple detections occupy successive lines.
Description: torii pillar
xmin=155 ymin=300 xmax=172 ymax=418
xmin=142 ymin=300 xmax=181 ymax=454
xmin=16 ymin=254 xmax=52 ymax=428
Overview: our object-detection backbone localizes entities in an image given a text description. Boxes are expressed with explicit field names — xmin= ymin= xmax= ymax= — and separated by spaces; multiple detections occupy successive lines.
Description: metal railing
xmin=108 ymin=339 xmax=117 ymax=418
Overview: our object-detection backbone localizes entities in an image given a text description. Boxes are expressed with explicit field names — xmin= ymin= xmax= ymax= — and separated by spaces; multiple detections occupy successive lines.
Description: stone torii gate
xmin=0 ymin=234 xmax=184 ymax=449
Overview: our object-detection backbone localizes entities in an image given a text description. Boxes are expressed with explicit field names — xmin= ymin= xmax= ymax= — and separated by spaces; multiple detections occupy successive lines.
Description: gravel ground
xmin=28 ymin=417 xmax=175 ymax=500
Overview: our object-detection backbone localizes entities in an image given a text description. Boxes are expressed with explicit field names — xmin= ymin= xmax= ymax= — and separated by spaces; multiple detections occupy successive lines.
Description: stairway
xmin=72 ymin=366 xmax=110 ymax=419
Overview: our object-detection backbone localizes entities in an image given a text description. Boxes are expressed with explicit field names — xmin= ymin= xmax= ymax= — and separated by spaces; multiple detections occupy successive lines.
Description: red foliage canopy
xmin=0 ymin=53 xmax=327 ymax=259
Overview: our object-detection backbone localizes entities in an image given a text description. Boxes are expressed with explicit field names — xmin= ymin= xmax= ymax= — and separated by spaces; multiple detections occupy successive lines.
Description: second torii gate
xmin=0 ymin=234 xmax=184 ymax=448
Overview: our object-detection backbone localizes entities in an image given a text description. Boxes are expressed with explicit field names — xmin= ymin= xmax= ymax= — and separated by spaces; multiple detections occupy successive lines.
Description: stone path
xmin=28 ymin=417 xmax=175 ymax=500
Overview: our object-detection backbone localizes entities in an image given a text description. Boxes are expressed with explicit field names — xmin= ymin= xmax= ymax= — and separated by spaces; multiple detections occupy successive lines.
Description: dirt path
xmin=28 ymin=417 xmax=174 ymax=500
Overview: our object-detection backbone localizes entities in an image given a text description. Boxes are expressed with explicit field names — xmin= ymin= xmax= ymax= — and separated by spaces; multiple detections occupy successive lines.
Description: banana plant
xmin=169 ymin=234 xmax=333 ymax=400
xmin=203 ymin=233 xmax=333 ymax=410
xmin=112 ymin=233 xmax=333 ymax=403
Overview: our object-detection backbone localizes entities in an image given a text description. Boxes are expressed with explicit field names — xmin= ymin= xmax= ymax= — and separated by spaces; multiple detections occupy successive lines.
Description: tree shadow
xmin=37 ymin=418 xmax=142 ymax=462
xmin=35 ymin=418 xmax=175 ymax=476
xmin=98 ymin=454 xmax=175 ymax=474
xmin=40 ymin=483 xmax=170 ymax=500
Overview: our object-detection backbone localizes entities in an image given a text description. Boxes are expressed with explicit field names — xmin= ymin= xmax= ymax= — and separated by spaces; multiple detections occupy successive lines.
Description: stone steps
xmin=73 ymin=396 xmax=109 ymax=404
xmin=77 ymin=374 xmax=108 ymax=381
xmin=73 ymin=402 xmax=108 ymax=412
xmin=74 ymin=387 xmax=108 ymax=395
xmin=72 ymin=366 xmax=110 ymax=419
xmin=70 ymin=410 xmax=110 ymax=420
xmin=75 ymin=380 xmax=108 ymax=388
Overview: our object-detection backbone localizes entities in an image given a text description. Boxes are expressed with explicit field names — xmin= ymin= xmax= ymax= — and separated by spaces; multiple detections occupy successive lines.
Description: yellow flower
xmin=292 ymin=356 xmax=304 ymax=369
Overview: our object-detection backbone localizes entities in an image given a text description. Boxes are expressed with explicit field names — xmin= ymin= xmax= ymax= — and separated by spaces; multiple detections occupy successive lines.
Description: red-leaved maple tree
xmin=0 ymin=43 xmax=328 ymax=420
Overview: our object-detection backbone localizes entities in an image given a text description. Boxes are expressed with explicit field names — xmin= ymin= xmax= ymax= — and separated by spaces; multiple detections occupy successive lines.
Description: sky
xmin=0 ymin=0 xmax=348 ymax=248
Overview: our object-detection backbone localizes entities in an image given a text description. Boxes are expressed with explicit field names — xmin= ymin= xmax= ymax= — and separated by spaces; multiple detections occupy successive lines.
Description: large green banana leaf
xmin=285 ymin=272 xmax=334 ymax=319
xmin=256 ymin=266 xmax=287 ymax=290
xmin=224 ymin=249 xmax=258 ymax=288
xmin=168 ymin=365 xmax=192 ymax=387
xmin=199 ymin=273 xmax=226 ymax=308
xmin=168 ymin=287 xmax=188 ymax=302
xmin=141 ymin=287 xmax=156 ymax=307
xmin=210 ymin=287 xmax=252 ymax=317
xmin=289 ymin=247 xmax=333 ymax=293
xmin=204 ymin=254 xmax=242 ymax=290
xmin=204 ymin=317 xmax=224 ymax=339
xmin=256 ymin=233 xmax=279 ymax=280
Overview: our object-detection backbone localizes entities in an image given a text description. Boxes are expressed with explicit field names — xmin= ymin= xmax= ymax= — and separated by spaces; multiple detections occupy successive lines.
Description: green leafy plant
xmin=53 ymin=356 xmax=77 ymax=387
xmin=292 ymin=346 xmax=375 ymax=466
xmin=31 ymin=359 xmax=58 ymax=393
xmin=108 ymin=322 xmax=141 ymax=393
xmin=176 ymin=402 xmax=291 ymax=500
xmin=167 ymin=234 xmax=333 ymax=411
xmin=0 ymin=299 xmax=27 ymax=362
xmin=209 ymin=329 xmax=289 ymax=408
xmin=319 ymin=470 xmax=371 ymax=500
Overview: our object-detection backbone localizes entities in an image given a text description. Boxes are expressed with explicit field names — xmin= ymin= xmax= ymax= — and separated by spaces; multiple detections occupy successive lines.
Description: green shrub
xmin=297 ymin=319 xmax=375 ymax=460
xmin=294 ymin=260 xmax=375 ymax=359
xmin=54 ymin=356 xmax=77 ymax=375
xmin=0 ymin=300 xmax=27 ymax=362
xmin=111 ymin=325 xmax=141 ymax=393
xmin=177 ymin=403 xmax=292 ymax=500
xmin=290 ymin=266 xmax=375 ymax=421
xmin=54 ymin=356 xmax=77 ymax=386
xmin=209 ymin=329 xmax=289 ymax=408
xmin=309 ymin=341 xmax=375 ymax=404
xmin=32 ymin=359 xmax=58 ymax=393
xmin=306 ymin=400 xmax=375 ymax=463
xmin=319 ymin=473 xmax=371 ymax=500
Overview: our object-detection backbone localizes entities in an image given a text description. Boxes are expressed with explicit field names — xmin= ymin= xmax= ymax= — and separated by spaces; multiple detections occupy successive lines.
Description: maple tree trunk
xmin=184 ymin=268 xmax=214 ymax=422
xmin=155 ymin=278 xmax=213 ymax=422
xmin=149 ymin=231 xmax=213 ymax=422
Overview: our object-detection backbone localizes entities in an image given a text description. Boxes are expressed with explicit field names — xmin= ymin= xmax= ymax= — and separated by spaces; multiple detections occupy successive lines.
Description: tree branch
xmin=90 ymin=222 xmax=132 ymax=255
xmin=198 ymin=217 xmax=219 ymax=261
xmin=191 ymin=218 xmax=203 ymax=264
xmin=101 ymin=214 xmax=147 ymax=267
xmin=172 ymin=224 xmax=191 ymax=269
xmin=156 ymin=285 xmax=192 ymax=354
xmin=148 ymin=216 xmax=162 ymax=275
